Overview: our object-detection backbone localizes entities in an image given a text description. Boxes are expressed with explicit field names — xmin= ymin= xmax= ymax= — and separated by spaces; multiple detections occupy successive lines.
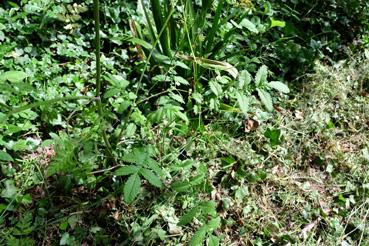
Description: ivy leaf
xmin=268 ymin=81 xmax=290 ymax=93
xmin=257 ymin=89 xmax=273 ymax=112
xmin=255 ymin=65 xmax=268 ymax=86
xmin=140 ymin=168 xmax=162 ymax=188
xmin=0 ymin=150 xmax=13 ymax=161
xmin=0 ymin=71 xmax=28 ymax=83
xmin=114 ymin=165 xmax=139 ymax=176
xmin=236 ymin=92 xmax=250 ymax=117
xmin=123 ymin=174 xmax=141 ymax=203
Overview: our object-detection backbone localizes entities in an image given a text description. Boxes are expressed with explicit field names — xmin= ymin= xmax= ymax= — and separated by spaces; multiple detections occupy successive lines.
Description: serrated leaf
xmin=178 ymin=206 xmax=200 ymax=225
xmin=114 ymin=165 xmax=139 ymax=176
xmin=174 ymin=76 xmax=189 ymax=85
xmin=189 ymin=173 xmax=205 ymax=185
xmin=169 ymin=93 xmax=185 ymax=104
xmin=255 ymin=65 xmax=268 ymax=86
xmin=268 ymin=81 xmax=290 ymax=93
xmin=0 ymin=150 xmax=13 ymax=161
xmin=206 ymin=217 xmax=221 ymax=231
xmin=209 ymin=80 xmax=222 ymax=96
xmin=0 ymin=71 xmax=28 ymax=83
xmin=239 ymin=18 xmax=258 ymax=33
xmin=140 ymin=168 xmax=162 ymax=188
xmin=125 ymin=123 xmax=137 ymax=137
xmin=208 ymin=235 xmax=220 ymax=246
xmin=239 ymin=70 xmax=252 ymax=88
xmin=189 ymin=227 xmax=207 ymax=246
xmin=200 ymin=201 xmax=217 ymax=216
xmin=257 ymin=89 xmax=273 ymax=112
xmin=236 ymin=92 xmax=250 ymax=117
xmin=123 ymin=174 xmax=141 ymax=203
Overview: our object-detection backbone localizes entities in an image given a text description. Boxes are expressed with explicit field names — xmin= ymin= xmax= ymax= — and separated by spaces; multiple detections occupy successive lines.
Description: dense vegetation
xmin=0 ymin=0 xmax=368 ymax=245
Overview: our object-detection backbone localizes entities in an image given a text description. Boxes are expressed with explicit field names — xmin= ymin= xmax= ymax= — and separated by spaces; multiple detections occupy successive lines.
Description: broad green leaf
xmin=257 ymin=89 xmax=273 ymax=112
xmin=239 ymin=70 xmax=252 ymax=88
xmin=236 ymin=92 xmax=250 ymax=117
xmin=255 ymin=65 xmax=268 ymax=86
xmin=189 ymin=227 xmax=207 ymax=246
xmin=0 ymin=71 xmax=28 ymax=83
xmin=0 ymin=150 xmax=13 ymax=161
xmin=268 ymin=81 xmax=290 ymax=93
xmin=200 ymin=201 xmax=217 ymax=216
xmin=125 ymin=123 xmax=137 ymax=137
xmin=115 ymin=165 xmax=140 ymax=176
xmin=123 ymin=174 xmax=141 ymax=203
xmin=206 ymin=217 xmax=221 ymax=231
xmin=209 ymin=81 xmax=222 ymax=96
xmin=270 ymin=18 xmax=286 ymax=28
xmin=208 ymin=235 xmax=220 ymax=246
xmin=178 ymin=206 xmax=200 ymax=225
xmin=239 ymin=18 xmax=258 ymax=33
xmin=140 ymin=168 xmax=162 ymax=188
xmin=104 ymin=74 xmax=129 ymax=88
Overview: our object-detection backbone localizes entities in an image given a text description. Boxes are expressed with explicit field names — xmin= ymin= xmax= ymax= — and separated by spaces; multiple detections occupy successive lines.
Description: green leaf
xmin=173 ymin=76 xmax=189 ymax=85
xmin=268 ymin=81 xmax=290 ymax=93
xmin=123 ymin=174 xmax=141 ymax=203
xmin=0 ymin=71 xmax=28 ymax=83
xmin=169 ymin=93 xmax=185 ymax=104
xmin=0 ymin=150 xmax=13 ymax=161
xmin=140 ymin=168 xmax=162 ymax=188
xmin=171 ymin=181 xmax=192 ymax=192
xmin=239 ymin=70 xmax=252 ymax=88
xmin=189 ymin=227 xmax=207 ymax=246
xmin=257 ymin=89 xmax=273 ymax=112
xmin=239 ymin=18 xmax=258 ymax=33
xmin=208 ymin=235 xmax=220 ymax=246
xmin=264 ymin=128 xmax=281 ymax=146
xmin=200 ymin=201 xmax=217 ymax=216
xmin=255 ymin=65 xmax=268 ymax=86
xmin=206 ymin=217 xmax=221 ymax=231
xmin=209 ymin=81 xmax=222 ymax=96
xmin=1 ymin=180 xmax=19 ymax=199
xmin=115 ymin=165 xmax=140 ymax=176
xmin=270 ymin=18 xmax=286 ymax=28
xmin=178 ymin=206 xmax=200 ymax=225
xmin=189 ymin=173 xmax=205 ymax=185
xmin=236 ymin=92 xmax=250 ymax=117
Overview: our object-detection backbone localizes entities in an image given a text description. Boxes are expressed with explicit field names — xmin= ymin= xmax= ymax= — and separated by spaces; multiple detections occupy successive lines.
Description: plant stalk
xmin=94 ymin=0 xmax=115 ymax=163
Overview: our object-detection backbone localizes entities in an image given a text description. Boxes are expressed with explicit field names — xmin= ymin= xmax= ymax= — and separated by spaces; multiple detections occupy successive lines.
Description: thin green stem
xmin=94 ymin=0 xmax=115 ymax=163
